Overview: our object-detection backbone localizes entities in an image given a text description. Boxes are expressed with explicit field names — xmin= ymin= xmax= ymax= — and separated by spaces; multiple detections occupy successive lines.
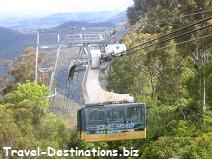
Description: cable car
xmin=77 ymin=102 xmax=146 ymax=142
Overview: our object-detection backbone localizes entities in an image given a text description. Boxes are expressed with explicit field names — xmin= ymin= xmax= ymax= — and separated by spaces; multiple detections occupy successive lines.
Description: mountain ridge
xmin=0 ymin=11 xmax=127 ymax=33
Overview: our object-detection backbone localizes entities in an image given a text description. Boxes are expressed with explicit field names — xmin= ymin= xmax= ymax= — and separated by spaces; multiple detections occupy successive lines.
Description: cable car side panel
xmin=78 ymin=103 xmax=146 ymax=142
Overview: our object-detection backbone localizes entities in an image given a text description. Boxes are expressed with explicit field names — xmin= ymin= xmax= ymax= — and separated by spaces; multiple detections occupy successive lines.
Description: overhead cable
xmin=127 ymin=23 xmax=212 ymax=54
xmin=136 ymin=33 xmax=212 ymax=54
xmin=126 ymin=16 xmax=212 ymax=52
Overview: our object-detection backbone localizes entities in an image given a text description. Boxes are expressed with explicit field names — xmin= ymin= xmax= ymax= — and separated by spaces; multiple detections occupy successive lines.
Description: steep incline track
xmin=82 ymin=64 xmax=134 ymax=104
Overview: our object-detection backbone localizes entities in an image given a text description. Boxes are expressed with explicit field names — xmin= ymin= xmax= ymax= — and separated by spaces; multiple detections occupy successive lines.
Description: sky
xmin=0 ymin=0 xmax=134 ymax=14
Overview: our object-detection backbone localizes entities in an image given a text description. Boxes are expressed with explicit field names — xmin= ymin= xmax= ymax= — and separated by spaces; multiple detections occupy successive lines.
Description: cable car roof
xmin=81 ymin=102 xmax=146 ymax=109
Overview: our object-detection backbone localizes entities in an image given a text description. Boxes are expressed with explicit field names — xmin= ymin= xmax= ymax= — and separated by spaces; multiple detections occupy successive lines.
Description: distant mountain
xmin=47 ymin=11 xmax=113 ymax=23
xmin=0 ymin=11 xmax=127 ymax=33
xmin=0 ymin=27 xmax=35 ymax=77
xmin=50 ymin=11 xmax=127 ymax=23
xmin=57 ymin=21 xmax=89 ymax=28
xmin=86 ymin=22 xmax=115 ymax=27
xmin=57 ymin=21 xmax=114 ymax=29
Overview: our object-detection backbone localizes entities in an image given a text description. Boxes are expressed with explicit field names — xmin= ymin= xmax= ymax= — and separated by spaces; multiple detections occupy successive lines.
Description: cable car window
xmin=86 ymin=108 xmax=106 ymax=134
xmin=106 ymin=108 xmax=125 ymax=134
xmin=77 ymin=109 xmax=82 ymax=132
xmin=127 ymin=106 xmax=145 ymax=131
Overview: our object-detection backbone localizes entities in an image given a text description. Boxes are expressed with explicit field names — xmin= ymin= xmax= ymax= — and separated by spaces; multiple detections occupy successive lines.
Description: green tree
xmin=0 ymin=82 xmax=70 ymax=158
xmin=5 ymin=81 xmax=49 ymax=109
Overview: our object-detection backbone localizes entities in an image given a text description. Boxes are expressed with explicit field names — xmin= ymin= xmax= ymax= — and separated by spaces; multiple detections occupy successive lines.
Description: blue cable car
xmin=77 ymin=102 xmax=146 ymax=142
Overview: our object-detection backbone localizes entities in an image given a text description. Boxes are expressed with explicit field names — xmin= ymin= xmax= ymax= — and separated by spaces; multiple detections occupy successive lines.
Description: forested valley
xmin=0 ymin=0 xmax=212 ymax=158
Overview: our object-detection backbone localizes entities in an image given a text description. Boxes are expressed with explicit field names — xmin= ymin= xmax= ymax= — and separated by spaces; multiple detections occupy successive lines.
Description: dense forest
xmin=108 ymin=0 xmax=212 ymax=158
xmin=0 ymin=0 xmax=212 ymax=158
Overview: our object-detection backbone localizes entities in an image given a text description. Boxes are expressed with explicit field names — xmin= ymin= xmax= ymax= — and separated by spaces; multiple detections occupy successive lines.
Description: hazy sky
xmin=1 ymin=0 xmax=134 ymax=13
